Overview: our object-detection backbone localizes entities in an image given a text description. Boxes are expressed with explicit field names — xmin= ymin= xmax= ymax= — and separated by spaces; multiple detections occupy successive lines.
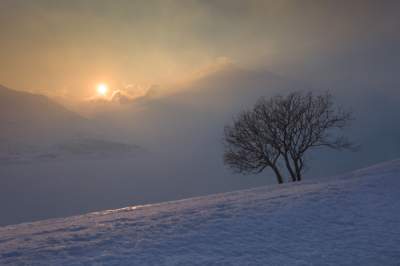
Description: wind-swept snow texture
xmin=1 ymin=160 xmax=400 ymax=265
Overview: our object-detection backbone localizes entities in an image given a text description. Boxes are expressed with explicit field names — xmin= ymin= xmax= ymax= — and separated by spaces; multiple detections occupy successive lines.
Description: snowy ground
xmin=0 ymin=160 xmax=399 ymax=265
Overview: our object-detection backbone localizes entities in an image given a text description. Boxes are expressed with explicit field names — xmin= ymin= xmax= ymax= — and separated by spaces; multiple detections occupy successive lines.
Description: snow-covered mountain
xmin=1 ymin=159 xmax=399 ymax=265
xmin=0 ymin=85 xmax=139 ymax=163
xmin=0 ymin=84 xmax=89 ymax=140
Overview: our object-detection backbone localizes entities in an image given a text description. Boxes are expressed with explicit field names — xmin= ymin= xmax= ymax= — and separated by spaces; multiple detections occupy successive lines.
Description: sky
xmin=1 ymin=0 xmax=399 ymax=99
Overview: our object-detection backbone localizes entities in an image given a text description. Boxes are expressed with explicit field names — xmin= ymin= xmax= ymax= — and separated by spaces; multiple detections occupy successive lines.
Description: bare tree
xmin=224 ymin=109 xmax=284 ymax=183
xmin=223 ymin=91 xmax=354 ymax=184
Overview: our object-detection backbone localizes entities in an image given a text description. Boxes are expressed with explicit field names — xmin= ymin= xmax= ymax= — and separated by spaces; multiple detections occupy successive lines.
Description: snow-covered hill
xmin=1 ymin=159 xmax=400 ymax=265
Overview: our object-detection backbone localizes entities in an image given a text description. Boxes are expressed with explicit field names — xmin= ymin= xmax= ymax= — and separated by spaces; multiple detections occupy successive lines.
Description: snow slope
xmin=0 ymin=160 xmax=400 ymax=265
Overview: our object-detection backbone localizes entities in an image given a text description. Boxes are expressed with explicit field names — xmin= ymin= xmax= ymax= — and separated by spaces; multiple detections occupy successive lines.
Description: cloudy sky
xmin=1 ymin=0 xmax=399 ymax=98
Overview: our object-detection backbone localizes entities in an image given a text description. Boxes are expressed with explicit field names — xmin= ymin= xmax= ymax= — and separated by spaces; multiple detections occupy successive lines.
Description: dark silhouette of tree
xmin=223 ymin=109 xmax=284 ymax=183
xmin=223 ymin=91 xmax=354 ymax=183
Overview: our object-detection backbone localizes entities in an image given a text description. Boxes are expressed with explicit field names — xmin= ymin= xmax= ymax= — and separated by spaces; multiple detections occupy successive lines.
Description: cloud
xmin=110 ymin=90 xmax=136 ymax=104
xmin=85 ymin=83 xmax=155 ymax=106
xmin=190 ymin=57 xmax=235 ymax=80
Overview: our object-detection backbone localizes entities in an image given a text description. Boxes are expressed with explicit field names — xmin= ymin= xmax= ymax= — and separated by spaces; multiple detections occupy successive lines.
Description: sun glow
xmin=97 ymin=83 xmax=108 ymax=96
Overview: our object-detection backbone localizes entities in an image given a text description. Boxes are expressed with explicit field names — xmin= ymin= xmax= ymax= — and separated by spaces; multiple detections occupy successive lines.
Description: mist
xmin=1 ymin=0 xmax=400 ymax=226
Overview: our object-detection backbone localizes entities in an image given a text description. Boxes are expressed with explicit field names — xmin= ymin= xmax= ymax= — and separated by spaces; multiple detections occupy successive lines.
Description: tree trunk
xmin=271 ymin=166 xmax=284 ymax=184
xmin=283 ymin=154 xmax=297 ymax=182
xmin=293 ymin=159 xmax=302 ymax=181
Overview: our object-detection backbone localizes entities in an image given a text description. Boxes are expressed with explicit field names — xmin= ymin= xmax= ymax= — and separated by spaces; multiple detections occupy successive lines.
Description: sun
xmin=97 ymin=83 xmax=108 ymax=96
